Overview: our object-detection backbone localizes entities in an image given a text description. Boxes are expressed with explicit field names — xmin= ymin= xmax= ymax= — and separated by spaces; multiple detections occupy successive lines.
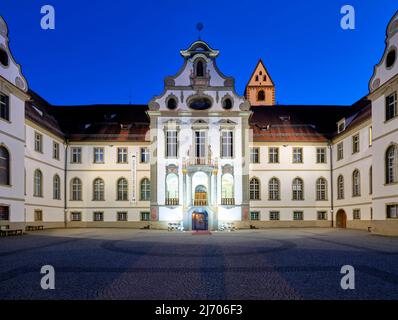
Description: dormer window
xmin=337 ymin=119 xmax=346 ymax=133
xmin=196 ymin=60 xmax=204 ymax=77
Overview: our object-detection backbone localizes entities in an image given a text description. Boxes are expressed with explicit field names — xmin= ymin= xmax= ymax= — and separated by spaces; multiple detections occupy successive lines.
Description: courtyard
xmin=1 ymin=228 xmax=398 ymax=300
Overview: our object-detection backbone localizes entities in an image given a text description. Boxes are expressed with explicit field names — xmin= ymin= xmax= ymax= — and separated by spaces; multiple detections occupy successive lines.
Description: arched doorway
xmin=192 ymin=209 xmax=208 ymax=230
xmin=194 ymin=185 xmax=207 ymax=206
xmin=336 ymin=209 xmax=347 ymax=228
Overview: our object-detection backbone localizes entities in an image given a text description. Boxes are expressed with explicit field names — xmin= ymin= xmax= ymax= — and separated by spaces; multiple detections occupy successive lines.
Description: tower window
xmin=0 ymin=49 xmax=8 ymax=67
xmin=196 ymin=60 xmax=204 ymax=77
xmin=257 ymin=90 xmax=265 ymax=101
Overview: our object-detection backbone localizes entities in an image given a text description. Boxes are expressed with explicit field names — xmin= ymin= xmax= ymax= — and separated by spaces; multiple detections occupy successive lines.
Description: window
xmin=166 ymin=173 xmax=179 ymax=205
xmin=140 ymin=211 xmax=150 ymax=221
xmin=386 ymin=48 xmax=396 ymax=68
xmin=117 ymin=212 xmax=128 ymax=222
xmin=353 ymin=209 xmax=361 ymax=220
xmin=387 ymin=204 xmax=398 ymax=219
xmin=0 ymin=146 xmax=10 ymax=185
xmin=369 ymin=126 xmax=372 ymax=147
xmin=93 ymin=147 xmax=104 ymax=163
xmin=352 ymin=134 xmax=360 ymax=154
xmin=222 ymin=98 xmax=233 ymax=110
xmin=269 ymin=211 xmax=280 ymax=221
xmin=337 ymin=175 xmax=344 ymax=200
xmin=0 ymin=206 xmax=9 ymax=221
xmin=53 ymin=175 xmax=61 ymax=200
xmin=250 ymin=147 xmax=259 ymax=163
xmin=33 ymin=169 xmax=43 ymax=197
xmin=53 ymin=142 xmax=59 ymax=160
xmin=250 ymin=211 xmax=260 ymax=221
xmin=140 ymin=178 xmax=151 ymax=201
xmin=317 ymin=211 xmax=327 ymax=220
xmin=257 ymin=90 xmax=265 ymax=101
xmin=117 ymin=178 xmax=128 ymax=201
xmin=71 ymin=147 xmax=82 ymax=163
xmin=249 ymin=178 xmax=260 ymax=200
xmin=0 ymin=93 xmax=9 ymax=121
xmin=195 ymin=131 xmax=206 ymax=161
xmin=369 ymin=166 xmax=373 ymax=195
xmin=140 ymin=147 xmax=150 ymax=163
xmin=386 ymin=145 xmax=398 ymax=184
xmin=117 ymin=147 xmax=128 ymax=163
xmin=316 ymin=148 xmax=326 ymax=163
xmin=93 ymin=178 xmax=105 ymax=201
xmin=71 ymin=178 xmax=82 ymax=201
xmin=268 ymin=177 xmax=280 ymax=200
xmin=337 ymin=120 xmax=345 ymax=133
xmin=0 ymin=49 xmax=8 ymax=66
xmin=167 ymin=98 xmax=177 ymax=110
xmin=316 ymin=178 xmax=327 ymax=201
xmin=292 ymin=147 xmax=303 ymax=163
xmin=34 ymin=210 xmax=43 ymax=222
xmin=292 ymin=178 xmax=304 ymax=200
xmin=166 ymin=130 xmax=178 ymax=158
xmin=293 ymin=211 xmax=303 ymax=220
xmin=337 ymin=142 xmax=344 ymax=161
xmin=263 ymin=75 xmax=267 ymax=81
xmin=221 ymin=174 xmax=234 ymax=205
xmin=221 ymin=130 xmax=233 ymax=158
xmin=34 ymin=132 xmax=43 ymax=153
xmin=352 ymin=170 xmax=361 ymax=197
xmin=71 ymin=212 xmax=81 ymax=221
xmin=93 ymin=212 xmax=103 ymax=222
xmin=386 ymin=92 xmax=397 ymax=121
xmin=196 ymin=60 xmax=204 ymax=77
xmin=269 ymin=147 xmax=279 ymax=163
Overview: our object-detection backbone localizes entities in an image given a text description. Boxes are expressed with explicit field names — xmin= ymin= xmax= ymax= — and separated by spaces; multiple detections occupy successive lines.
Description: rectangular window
xmin=53 ymin=141 xmax=60 ymax=160
xmin=337 ymin=142 xmax=344 ymax=161
xmin=292 ymin=147 xmax=303 ymax=163
xmin=93 ymin=147 xmax=104 ymax=163
xmin=34 ymin=210 xmax=43 ymax=222
xmin=71 ymin=212 xmax=81 ymax=221
xmin=0 ymin=206 xmax=9 ymax=221
xmin=316 ymin=147 xmax=326 ymax=163
xmin=0 ymin=93 xmax=9 ymax=121
xmin=250 ymin=147 xmax=259 ymax=163
xmin=353 ymin=209 xmax=361 ymax=220
xmin=140 ymin=147 xmax=150 ymax=163
xmin=387 ymin=204 xmax=398 ymax=219
xmin=93 ymin=212 xmax=104 ymax=222
xmin=369 ymin=126 xmax=372 ymax=147
xmin=352 ymin=134 xmax=360 ymax=154
xmin=317 ymin=211 xmax=327 ymax=220
xmin=386 ymin=92 xmax=397 ymax=121
xmin=269 ymin=211 xmax=280 ymax=221
xmin=140 ymin=211 xmax=150 ymax=221
xmin=250 ymin=211 xmax=260 ymax=221
xmin=71 ymin=147 xmax=82 ymax=163
xmin=269 ymin=147 xmax=279 ymax=163
xmin=117 ymin=147 xmax=128 ymax=163
xmin=293 ymin=211 xmax=303 ymax=221
xmin=221 ymin=130 xmax=233 ymax=158
xmin=34 ymin=132 xmax=43 ymax=153
xmin=166 ymin=130 xmax=178 ymax=158
xmin=117 ymin=212 xmax=128 ymax=222
xmin=195 ymin=131 xmax=206 ymax=162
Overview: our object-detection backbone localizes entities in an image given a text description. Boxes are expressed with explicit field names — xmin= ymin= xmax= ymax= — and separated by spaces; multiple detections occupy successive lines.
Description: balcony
xmin=193 ymin=199 xmax=208 ymax=206
xmin=165 ymin=198 xmax=179 ymax=206
xmin=221 ymin=198 xmax=235 ymax=206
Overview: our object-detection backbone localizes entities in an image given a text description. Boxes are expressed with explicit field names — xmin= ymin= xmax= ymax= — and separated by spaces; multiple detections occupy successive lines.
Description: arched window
xmin=386 ymin=145 xmax=398 ymax=184
xmin=0 ymin=146 xmax=10 ymax=185
xmin=93 ymin=178 xmax=105 ymax=201
xmin=316 ymin=177 xmax=327 ymax=201
xmin=117 ymin=178 xmax=128 ymax=201
xmin=222 ymin=98 xmax=233 ymax=110
xmin=166 ymin=173 xmax=178 ymax=205
xmin=167 ymin=98 xmax=177 ymax=110
xmin=257 ymin=90 xmax=265 ymax=101
xmin=71 ymin=178 xmax=82 ymax=201
xmin=33 ymin=169 xmax=43 ymax=197
xmin=369 ymin=166 xmax=373 ymax=194
xmin=196 ymin=60 xmax=204 ymax=77
xmin=352 ymin=170 xmax=361 ymax=197
xmin=221 ymin=174 xmax=234 ymax=205
xmin=53 ymin=174 xmax=61 ymax=200
xmin=249 ymin=178 xmax=260 ymax=200
xmin=337 ymin=175 xmax=344 ymax=200
xmin=292 ymin=178 xmax=304 ymax=200
xmin=140 ymin=178 xmax=151 ymax=201
xmin=268 ymin=177 xmax=280 ymax=200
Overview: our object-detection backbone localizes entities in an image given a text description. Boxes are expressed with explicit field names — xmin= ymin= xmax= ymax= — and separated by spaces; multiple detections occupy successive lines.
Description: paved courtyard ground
xmin=1 ymin=228 xmax=398 ymax=299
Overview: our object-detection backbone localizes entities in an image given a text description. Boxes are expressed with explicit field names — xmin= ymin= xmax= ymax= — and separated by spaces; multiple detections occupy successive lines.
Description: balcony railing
xmin=165 ymin=198 xmax=179 ymax=206
xmin=221 ymin=198 xmax=235 ymax=206
xmin=193 ymin=199 xmax=208 ymax=206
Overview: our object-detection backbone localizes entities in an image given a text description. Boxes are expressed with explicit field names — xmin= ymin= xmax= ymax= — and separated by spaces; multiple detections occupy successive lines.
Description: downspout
xmin=64 ymin=139 xmax=69 ymax=228
xmin=329 ymin=142 xmax=334 ymax=228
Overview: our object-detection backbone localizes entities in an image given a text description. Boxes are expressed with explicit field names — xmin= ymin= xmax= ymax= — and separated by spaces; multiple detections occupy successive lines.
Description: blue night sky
xmin=0 ymin=1 xmax=397 ymax=106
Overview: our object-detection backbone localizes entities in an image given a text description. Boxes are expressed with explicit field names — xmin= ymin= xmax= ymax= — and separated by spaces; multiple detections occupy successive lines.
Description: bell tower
xmin=245 ymin=59 xmax=275 ymax=106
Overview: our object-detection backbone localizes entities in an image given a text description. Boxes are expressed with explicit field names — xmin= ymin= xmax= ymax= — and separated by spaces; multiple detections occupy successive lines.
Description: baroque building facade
xmin=0 ymin=12 xmax=398 ymax=235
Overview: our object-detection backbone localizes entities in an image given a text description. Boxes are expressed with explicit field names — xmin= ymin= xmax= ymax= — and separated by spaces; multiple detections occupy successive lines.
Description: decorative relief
xmin=222 ymin=164 xmax=234 ymax=175
xmin=239 ymin=100 xmax=251 ymax=111
xmin=148 ymin=100 xmax=160 ymax=111
xmin=166 ymin=164 xmax=178 ymax=174
xmin=15 ymin=76 xmax=26 ymax=90
xmin=164 ymin=77 xmax=175 ymax=87
xmin=372 ymin=78 xmax=381 ymax=91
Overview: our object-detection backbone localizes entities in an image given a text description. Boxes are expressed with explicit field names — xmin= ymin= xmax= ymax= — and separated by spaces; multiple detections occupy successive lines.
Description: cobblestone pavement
xmin=1 ymin=228 xmax=398 ymax=299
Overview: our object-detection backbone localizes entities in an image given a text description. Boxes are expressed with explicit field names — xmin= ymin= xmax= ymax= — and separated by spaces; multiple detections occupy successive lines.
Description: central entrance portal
xmin=192 ymin=209 xmax=208 ymax=231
